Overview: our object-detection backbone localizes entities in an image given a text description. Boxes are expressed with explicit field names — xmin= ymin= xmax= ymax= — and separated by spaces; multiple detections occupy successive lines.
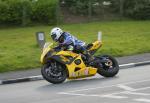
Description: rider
xmin=50 ymin=27 xmax=93 ymax=62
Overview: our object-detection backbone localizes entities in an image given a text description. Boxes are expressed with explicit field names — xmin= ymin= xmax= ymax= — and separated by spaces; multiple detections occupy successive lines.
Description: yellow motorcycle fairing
xmin=88 ymin=41 xmax=102 ymax=54
xmin=56 ymin=51 xmax=78 ymax=58
xmin=54 ymin=51 xmax=97 ymax=79
xmin=40 ymin=43 xmax=56 ymax=64
xmin=66 ymin=55 xmax=97 ymax=79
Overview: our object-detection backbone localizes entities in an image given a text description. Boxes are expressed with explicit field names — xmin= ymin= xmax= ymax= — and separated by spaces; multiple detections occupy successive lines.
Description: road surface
xmin=0 ymin=65 xmax=150 ymax=103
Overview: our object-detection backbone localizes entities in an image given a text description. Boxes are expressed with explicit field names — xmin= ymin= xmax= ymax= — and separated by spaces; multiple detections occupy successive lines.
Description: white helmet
xmin=50 ymin=27 xmax=63 ymax=41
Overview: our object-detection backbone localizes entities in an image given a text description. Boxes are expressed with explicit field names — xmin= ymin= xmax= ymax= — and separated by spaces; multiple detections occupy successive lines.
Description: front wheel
xmin=96 ymin=55 xmax=119 ymax=77
xmin=41 ymin=61 xmax=67 ymax=84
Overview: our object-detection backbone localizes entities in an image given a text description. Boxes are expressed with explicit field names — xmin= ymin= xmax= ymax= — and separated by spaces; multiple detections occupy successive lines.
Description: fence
xmin=57 ymin=0 xmax=150 ymax=24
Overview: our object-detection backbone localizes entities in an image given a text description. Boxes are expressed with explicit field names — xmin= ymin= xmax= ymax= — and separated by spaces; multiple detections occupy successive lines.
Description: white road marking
xmin=59 ymin=86 xmax=150 ymax=99
xmin=121 ymin=79 xmax=150 ymax=86
xmin=64 ymin=85 xmax=116 ymax=93
xmin=119 ymin=63 xmax=135 ymax=67
xmin=59 ymin=92 xmax=128 ymax=99
xmin=101 ymin=94 xmax=128 ymax=99
xmin=59 ymin=79 xmax=150 ymax=93
xmin=134 ymin=98 xmax=150 ymax=103
xmin=58 ymin=79 xmax=150 ymax=100
xmin=119 ymin=60 xmax=150 ymax=67
xmin=59 ymin=91 xmax=128 ymax=99
xmin=135 ymin=86 xmax=150 ymax=91
xmin=123 ymin=91 xmax=150 ymax=96
xmin=100 ymin=86 xmax=150 ymax=96
xmin=60 ymin=92 xmax=105 ymax=97
xmin=58 ymin=86 xmax=150 ymax=97
xmin=117 ymin=84 xmax=135 ymax=91
xmin=59 ymin=92 xmax=94 ymax=96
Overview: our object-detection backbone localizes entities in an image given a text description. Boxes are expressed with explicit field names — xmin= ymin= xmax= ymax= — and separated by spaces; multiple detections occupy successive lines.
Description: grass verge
xmin=0 ymin=21 xmax=150 ymax=73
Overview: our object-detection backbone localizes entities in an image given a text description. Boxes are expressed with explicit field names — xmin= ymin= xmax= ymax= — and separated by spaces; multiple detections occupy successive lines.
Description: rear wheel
xmin=41 ymin=61 xmax=67 ymax=84
xmin=96 ymin=55 xmax=119 ymax=77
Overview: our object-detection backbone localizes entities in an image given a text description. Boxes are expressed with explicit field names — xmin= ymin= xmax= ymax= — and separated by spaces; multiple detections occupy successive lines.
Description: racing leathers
xmin=54 ymin=32 xmax=85 ymax=52
xmin=54 ymin=32 xmax=93 ymax=62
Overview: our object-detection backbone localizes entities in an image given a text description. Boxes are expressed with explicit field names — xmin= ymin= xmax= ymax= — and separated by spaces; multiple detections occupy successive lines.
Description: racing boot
xmin=83 ymin=50 xmax=95 ymax=63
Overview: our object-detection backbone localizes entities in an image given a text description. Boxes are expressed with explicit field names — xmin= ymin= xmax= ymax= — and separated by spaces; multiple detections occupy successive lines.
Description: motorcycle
xmin=40 ymin=40 xmax=119 ymax=84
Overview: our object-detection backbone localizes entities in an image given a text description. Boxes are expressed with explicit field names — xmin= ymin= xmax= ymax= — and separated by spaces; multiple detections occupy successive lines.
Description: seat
xmin=86 ymin=43 xmax=93 ymax=50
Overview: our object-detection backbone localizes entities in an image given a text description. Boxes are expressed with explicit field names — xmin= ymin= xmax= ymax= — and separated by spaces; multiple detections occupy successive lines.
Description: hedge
xmin=124 ymin=0 xmax=150 ymax=20
xmin=0 ymin=0 xmax=57 ymax=26
xmin=0 ymin=0 xmax=150 ymax=26
xmin=32 ymin=0 xmax=57 ymax=24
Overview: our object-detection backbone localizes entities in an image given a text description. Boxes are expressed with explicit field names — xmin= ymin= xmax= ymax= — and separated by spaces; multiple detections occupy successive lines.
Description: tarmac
xmin=1 ymin=65 xmax=150 ymax=103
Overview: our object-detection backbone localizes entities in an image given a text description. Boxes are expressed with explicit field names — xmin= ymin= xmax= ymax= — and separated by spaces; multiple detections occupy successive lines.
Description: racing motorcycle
xmin=40 ymin=40 xmax=119 ymax=84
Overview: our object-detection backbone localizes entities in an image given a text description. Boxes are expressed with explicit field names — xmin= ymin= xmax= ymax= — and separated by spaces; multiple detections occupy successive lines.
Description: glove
xmin=67 ymin=45 xmax=74 ymax=51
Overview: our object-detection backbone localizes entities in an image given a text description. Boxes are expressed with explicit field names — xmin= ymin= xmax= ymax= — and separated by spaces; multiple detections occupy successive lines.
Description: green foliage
xmin=62 ymin=0 xmax=115 ymax=16
xmin=32 ymin=0 xmax=57 ymax=24
xmin=0 ymin=0 xmax=32 ymax=25
xmin=21 ymin=0 xmax=32 ymax=26
xmin=62 ymin=0 xmax=150 ymax=20
xmin=0 ymin=1 xmax=9 ymax=23
xmin=124 ymin=0 xmax=150 ymax=20
xmin=0 ymin=0 xmax=57 ymax=25
xmin=0 ymin=0 xmax=150 ymax=25
xmin=62 ymin=0 xmax=88 ymax=15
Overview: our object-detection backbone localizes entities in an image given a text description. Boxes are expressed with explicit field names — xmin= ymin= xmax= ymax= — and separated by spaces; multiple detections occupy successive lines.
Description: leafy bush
xmin=32 ymin=0 xmax=57 ymax=24
xmin=62 ymin=0 xmax=150 ymax=20
xmin=0 ymin=1 xmax=9 ymax=23
xmin=62 ymin=0 xmax=90 ymax=15
xmin=0 ymin=0 xmax=57 ymax=25
xmin=0 ymin=0 xmax=32 ymax=25
xmin=124 ymin=0 xmax=150 ymax=20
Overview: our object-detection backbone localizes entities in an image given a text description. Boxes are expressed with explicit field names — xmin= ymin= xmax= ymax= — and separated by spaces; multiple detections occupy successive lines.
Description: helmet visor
xmin=51 ymin=33 xmax=57 ymax=41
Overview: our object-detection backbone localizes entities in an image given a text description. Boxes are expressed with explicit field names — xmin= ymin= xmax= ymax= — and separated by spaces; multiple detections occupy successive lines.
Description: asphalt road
xmin=0 ymin=65 xmax=150 ymax=103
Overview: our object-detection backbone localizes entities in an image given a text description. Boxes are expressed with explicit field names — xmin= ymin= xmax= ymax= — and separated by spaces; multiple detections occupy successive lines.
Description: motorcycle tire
xmin=97 ymin=55 xmax=119 ymax=77
xmin=41 ymin=62 xmax=67 ymax=84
